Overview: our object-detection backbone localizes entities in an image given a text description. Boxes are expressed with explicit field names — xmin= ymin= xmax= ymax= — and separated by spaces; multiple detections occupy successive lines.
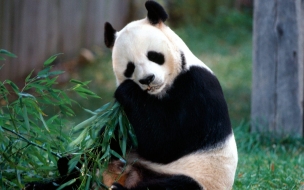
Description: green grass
xmin=234 ymin=123 xmax=304 ymax=189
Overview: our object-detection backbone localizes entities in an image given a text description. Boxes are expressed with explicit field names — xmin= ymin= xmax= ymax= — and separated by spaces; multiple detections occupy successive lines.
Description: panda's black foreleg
xmin=111 ymin=175 xmax=202 ymax=190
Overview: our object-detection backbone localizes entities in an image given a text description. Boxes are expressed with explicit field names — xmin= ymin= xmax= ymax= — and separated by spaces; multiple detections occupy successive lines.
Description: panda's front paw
xmin=115 ymin=80 xmax=142 ymax=105
xmin=110 ymin=182 xmax=128 ymax=190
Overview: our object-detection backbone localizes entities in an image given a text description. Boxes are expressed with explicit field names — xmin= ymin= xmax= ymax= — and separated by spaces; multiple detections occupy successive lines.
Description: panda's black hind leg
xmin=111 ymin=175 xmax=201 ymax=190
xmin=24 ymin=156 xmax=81 ymax=190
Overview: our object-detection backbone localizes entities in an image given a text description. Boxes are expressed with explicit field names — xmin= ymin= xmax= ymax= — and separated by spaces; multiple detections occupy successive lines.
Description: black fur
xmin=147 ymin=51 xmax=165 ymax=65
xmin=112 ymin=175 xmax=201 ymax=190
xmin=124 ymin=62 xmax=135 ymax=78
xmin=104 ymin=22 xmax=116 ymax=48
xmin=145 ymin=1 xmax=168 ymax=24
xmin=25 ymin=156 xmax=82 ymax=190
xmin=139 ymin=74 xmax=155 ymax=85
xmin=115 ymin=66 xmax=232 ymax=164
xmin=181 ymin=52 xmax=186 ymax=70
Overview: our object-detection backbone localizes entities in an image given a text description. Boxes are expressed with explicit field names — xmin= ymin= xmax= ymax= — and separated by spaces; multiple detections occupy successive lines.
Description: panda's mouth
xmin=146 ymin=84 xmax=163 ymax=93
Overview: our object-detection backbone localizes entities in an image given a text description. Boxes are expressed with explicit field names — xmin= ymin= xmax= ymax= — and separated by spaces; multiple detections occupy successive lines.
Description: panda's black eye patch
xmin=147 ymin=51 xmax=165 ymax=65
xmin=124 ymin=62 xmax=135 ymax=78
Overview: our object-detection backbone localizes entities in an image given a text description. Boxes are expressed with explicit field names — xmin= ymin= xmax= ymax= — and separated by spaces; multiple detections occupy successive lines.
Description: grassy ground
xmin=75 ymin=10 xmax=304 ymax=189
xmin=234 ymin=122 xmax=304 ymax=189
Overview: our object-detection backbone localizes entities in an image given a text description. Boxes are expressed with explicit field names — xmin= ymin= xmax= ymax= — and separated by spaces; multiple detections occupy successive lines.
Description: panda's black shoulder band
xmin=145 ymin=1 xmax=168 ymax=25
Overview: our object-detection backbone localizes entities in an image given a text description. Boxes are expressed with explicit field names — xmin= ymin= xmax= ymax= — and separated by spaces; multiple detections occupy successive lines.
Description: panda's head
xmin=104 ymin=1 xmax=189 ymax=97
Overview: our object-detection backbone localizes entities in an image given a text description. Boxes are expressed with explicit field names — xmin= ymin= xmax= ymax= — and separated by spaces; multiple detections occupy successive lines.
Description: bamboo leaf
xmin=25 ymin=83 xmax=48 ymax=91
xmin=82 ymin=108 xmax=97 ymax=115
xmin=48 ymin=70 xmax=65 ymax=76
xmin=110 ymin=149 xmax=125 ymax=161
xmin=69 ymin=128 xmax=89 ymax=147
xmin=44 ymin=53 xmax=63 ymax=66
xmin=1 ymin=153 xmax=28 ymax=171
xmin=59 ymin=105 xmax=75 ymax=116
xmin=74 ymin=87 xmax=100 ymax=98
xmin=2 ymin=178 xmax=18 ymax=188
xmin=39 ymin=112 xmax=50 ymax=132
xmin=94 ymin=102 xmax=112 ymax=113
xmin=37 ymin=67 xmax=51 ymax=77
xmin=70 ymin=79 xmax=91 ymax=86
xmin=0 ymin=49 xmax=17 ymax=58
xmin=15 ymin=168 xmax=22 ymax=188
xmin=22 ymin=105 xmax=30 ymax=131
xmin=56 ymin=178 xmax=76 ymax=190
xmin=100 ymin=146 xmax=110 ymax=160
xmin=25 ymin=70 xmax=35 ymax=82
xmin=30 ymin=147 xmax=48 ymax=165
xmin=5 ymin=80 xmax=19 ymax=94
xmin=85 ymin=176 xmax=92 ymax=190
xmin=60 ymin=92 xmax=72 ymax=105
xmin=111 ymin=101 xmax=120 ymax=110
xmin=73 ymin=115 xmax=97 ymax=132
xmin=47 ymin=144 xmax=57 ymax=165
xmin=18 ymin=92 xmax=37 ymax=101
xmin=128 ymin=123 xmax=138 ymax=148
xmin=68 ymin=155 xmax=81 ymax=174
xmin=46 ymin=115 xmax=60 ymax=126
xmin=119 ymin=114 xmax=127 ymax=156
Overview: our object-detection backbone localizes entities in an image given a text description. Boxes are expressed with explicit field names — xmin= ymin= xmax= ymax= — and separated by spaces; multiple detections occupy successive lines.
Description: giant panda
xmin=25 ymin=1 xmax=238 ymax=190
xmin=103 ymin=1 xmax=238 ymax=190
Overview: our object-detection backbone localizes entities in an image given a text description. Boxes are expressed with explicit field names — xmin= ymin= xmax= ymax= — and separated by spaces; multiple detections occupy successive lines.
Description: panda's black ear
xmin=104 ymin=22 xmax=116 ymax=48
xmin=145 ymin=1 xmax=168 ymax=25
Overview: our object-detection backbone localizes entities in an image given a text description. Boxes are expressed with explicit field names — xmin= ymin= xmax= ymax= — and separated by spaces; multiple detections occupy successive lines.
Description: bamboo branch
xmin=1 ymin=126 xmax=62 ymax=158
xmin=1 ymin=126 xmax=93 ymax=180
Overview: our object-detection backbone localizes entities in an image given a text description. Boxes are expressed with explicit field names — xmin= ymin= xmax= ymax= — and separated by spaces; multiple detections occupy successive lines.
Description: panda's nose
xmin=139 ymin=74 xmax=155 ymax=85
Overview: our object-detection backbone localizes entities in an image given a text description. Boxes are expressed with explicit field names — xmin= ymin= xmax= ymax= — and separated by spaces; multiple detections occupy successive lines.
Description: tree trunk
xmin=251 ymin=0 xmax=304 ymax=137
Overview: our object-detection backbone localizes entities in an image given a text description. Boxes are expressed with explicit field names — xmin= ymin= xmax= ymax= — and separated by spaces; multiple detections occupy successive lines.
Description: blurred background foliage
xmin=167 ymin=0 xmax=252 ymax=27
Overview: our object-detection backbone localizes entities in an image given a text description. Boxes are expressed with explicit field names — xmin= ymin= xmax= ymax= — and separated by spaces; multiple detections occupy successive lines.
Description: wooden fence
xmin=0 ymin=0 xmax=130 ymax=81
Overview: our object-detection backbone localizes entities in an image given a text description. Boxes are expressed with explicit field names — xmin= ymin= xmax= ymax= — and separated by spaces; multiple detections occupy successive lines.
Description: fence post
xmin=251 ymin=0 xmax=304 ymax=137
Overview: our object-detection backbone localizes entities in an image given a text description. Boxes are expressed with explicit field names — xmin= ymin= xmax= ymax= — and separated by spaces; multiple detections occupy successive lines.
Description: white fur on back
xmin=132 ymin=134 xmax=238 ymax=190
xmin=157 ymin=21 xmax=212 ymax=73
